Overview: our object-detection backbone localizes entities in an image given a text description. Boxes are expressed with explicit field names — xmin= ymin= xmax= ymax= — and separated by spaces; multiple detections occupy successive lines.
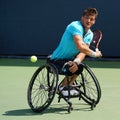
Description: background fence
xmin=0 ymin=0 xmax=120 ymax=58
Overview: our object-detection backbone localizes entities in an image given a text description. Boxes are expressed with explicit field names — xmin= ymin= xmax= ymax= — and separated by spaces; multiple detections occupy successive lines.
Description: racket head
xmin=90 ymin=29 xmax=102 ymax=50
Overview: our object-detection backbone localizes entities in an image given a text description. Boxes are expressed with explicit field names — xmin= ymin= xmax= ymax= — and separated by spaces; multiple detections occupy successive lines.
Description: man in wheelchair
xmin=49 ymin=7 xmax=102 ymax=96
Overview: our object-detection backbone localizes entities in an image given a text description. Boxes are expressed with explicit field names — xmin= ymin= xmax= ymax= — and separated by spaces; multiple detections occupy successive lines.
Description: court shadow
xmin=3 ymin=103 xmax=92 ymax=116
xmin=0 ymin=58 xmax=46 ymax=67
xmin=3 ymin=109 xmax=39 ymax=116
xmin=0 ymin=58 xmax=120 ymax=68
xmin=46 ymin=103 xmax=92 ymax=114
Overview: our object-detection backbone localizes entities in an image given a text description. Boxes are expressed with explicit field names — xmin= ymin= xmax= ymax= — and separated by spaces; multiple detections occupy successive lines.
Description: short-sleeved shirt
xmin=50 ymin=21 xmax=93 ymax=60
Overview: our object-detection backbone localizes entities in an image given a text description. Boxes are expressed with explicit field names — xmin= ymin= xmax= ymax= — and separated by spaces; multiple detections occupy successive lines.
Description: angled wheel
xmin=27 ymin=63 xmax=58 ymax=112
xmin=75 ymin=63 xmax=101 ymax=106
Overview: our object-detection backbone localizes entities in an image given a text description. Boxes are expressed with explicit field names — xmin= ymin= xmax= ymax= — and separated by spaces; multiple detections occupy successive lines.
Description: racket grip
xmin=95 ymin=48 xmax=99 ymax=51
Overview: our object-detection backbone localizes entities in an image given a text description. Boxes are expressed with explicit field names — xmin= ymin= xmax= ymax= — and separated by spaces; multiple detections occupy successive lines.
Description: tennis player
xmin=49 ymin=7 xmax=102 ymax=96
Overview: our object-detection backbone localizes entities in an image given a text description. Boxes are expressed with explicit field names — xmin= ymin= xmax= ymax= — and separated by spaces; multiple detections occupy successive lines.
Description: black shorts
xmin=47 ymin=58 xmax=83 ymax=76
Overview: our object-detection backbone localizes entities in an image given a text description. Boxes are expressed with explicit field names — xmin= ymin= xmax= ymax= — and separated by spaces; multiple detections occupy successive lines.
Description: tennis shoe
xmin=62 ymin=89 xmax=79 ymax=96
xmin=58 ymin=86 xmax=64 ymax=91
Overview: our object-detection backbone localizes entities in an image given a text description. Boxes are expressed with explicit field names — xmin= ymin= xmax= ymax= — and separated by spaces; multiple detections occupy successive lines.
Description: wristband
xmin=95 ymin=48 xmax=99 ymax=51
xmin=91 ymin=51 xmax=96 ymax=58
xmin=73 ymin=58 xmax=81 ymax=65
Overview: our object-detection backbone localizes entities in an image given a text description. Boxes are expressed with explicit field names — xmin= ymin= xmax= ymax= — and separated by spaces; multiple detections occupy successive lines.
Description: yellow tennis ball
xmin=30 ymin=56 xmax=37 ymax=62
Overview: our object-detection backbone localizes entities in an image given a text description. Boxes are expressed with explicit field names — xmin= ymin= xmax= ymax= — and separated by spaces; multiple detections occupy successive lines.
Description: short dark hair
xmin=82 ymin=8 xmax=98 ymax=19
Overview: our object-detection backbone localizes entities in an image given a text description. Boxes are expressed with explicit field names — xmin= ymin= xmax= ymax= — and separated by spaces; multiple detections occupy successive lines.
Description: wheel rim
xmin=28 ymin=64 xmax=58 ymax=112
xmin=76 ymin=64 xmax=101 ymax=104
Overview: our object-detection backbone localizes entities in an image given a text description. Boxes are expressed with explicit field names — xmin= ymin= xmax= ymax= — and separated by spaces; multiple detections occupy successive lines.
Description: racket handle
xmin=95 ymin=48 xmax=99 ymax=51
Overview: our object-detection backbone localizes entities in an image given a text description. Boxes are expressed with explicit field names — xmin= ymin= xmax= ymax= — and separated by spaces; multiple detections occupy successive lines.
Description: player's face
xmin=81 ymin=15 xmax=96 ymax=30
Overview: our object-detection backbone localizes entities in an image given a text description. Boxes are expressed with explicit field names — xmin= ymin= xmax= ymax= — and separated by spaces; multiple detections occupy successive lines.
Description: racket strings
xmin=90 ymin=30 xmax=102 ymax=50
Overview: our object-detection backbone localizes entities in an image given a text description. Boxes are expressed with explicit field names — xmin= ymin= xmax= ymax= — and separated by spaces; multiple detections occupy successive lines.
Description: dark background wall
xmin=0 ymin=0 xmax=120 ymax=58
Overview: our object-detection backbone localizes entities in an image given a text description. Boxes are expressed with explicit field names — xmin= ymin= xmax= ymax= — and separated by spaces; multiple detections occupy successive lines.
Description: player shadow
xmin=3 ymin=103 xmax=92 ymax=116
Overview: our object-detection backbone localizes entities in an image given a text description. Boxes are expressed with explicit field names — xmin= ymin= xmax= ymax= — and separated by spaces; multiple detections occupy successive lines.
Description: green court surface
xmin=0 ymin=58 xmax=120 ymax=120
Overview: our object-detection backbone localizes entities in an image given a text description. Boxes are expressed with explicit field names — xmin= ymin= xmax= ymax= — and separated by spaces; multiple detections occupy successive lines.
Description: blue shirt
xmin=51 ymin=21 xmax=93 ymax=60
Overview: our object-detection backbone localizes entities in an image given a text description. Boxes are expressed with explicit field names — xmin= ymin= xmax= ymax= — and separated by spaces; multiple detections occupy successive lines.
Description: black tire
xmin=75 ymin=63 xmax=101 ymax=105
xmin=27 ymin=63 xmax=58 ymax=112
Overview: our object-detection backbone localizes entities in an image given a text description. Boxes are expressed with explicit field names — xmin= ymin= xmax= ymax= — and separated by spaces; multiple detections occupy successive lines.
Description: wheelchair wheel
xmin=27 ymin=63 xmax=58 ymax=112
xmin=75 ymin=63 xmax=101 ymax=106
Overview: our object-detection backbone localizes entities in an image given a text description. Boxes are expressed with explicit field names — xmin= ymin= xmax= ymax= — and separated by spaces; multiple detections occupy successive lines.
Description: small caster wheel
xmin=91 ymin=102 xmax=96 ymax=110
xmin=58 ymin=97 xmax=61 ymax=103
xmin=68 ymin=105 xmax=73 ymax=113
xmin=91 ymin=105 xmax=94 ymax=110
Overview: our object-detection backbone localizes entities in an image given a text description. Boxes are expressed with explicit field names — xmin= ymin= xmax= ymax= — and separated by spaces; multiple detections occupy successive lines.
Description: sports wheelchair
xmin=27 ymin=29 xmax=102 ymax=113
xmin=27 ymin=57 xmax=101 ymax=113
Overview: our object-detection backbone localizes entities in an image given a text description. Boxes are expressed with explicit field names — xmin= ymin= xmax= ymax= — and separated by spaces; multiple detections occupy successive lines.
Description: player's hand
xmin=95 ymin=50 xmax=102 ymax=58
xmin=68 ymin=61 xmax=78 ymax=73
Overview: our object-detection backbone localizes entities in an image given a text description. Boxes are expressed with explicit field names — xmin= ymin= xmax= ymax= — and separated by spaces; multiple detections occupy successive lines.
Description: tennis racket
xmin=90 ymin=29 xmax=102 ymax=51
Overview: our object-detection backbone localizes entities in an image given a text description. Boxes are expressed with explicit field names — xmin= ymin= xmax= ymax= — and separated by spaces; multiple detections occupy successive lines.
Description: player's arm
xmin=69 ymin=35 xmax=102 ymax=73
xmin=76 ymin=52 xmax=86 ymax=62
xmin=68 ymin=52 xmax=86 ymax=73
xmin=73 ymin=35 xmax=102 ymax=58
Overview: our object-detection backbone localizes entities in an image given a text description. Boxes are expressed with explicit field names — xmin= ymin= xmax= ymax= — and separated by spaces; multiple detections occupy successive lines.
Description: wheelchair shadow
xmin=3 ymin=109 xmax=38 ymax=116
xmin=48 ymin=102 xmax=92 ymax=114
xmin=3 ymin=103 xmax=92 ymax=116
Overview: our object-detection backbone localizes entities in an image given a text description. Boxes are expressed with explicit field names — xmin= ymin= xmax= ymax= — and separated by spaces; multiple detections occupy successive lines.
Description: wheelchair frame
xmin=27 ymin=61 xmax=101 ymax=113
